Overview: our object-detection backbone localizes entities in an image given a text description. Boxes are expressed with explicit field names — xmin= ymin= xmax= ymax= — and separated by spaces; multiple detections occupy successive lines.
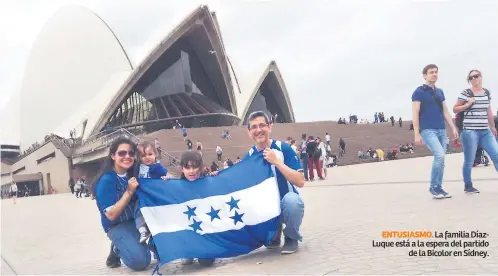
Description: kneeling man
xmin=244 ymin=111 xmax=305 ymax=254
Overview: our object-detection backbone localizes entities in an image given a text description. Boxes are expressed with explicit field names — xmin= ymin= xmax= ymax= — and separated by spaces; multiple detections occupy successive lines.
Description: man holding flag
xmin=135 ymin=111 xmax=305 ymax=272
xmin=244 ymin=111 xmax=306 ymax=254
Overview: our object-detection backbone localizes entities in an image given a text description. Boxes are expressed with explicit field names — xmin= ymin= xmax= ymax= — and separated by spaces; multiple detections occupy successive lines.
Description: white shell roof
xmin=17 ymin=5 xmax=132 ymax=147
xmin=15 ymin=4 xmax=295 ymax=148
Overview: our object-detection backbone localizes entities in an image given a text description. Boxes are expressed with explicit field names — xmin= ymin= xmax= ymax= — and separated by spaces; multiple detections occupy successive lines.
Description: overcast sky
xmin=1 ymin=0 xmax=498 ymax=145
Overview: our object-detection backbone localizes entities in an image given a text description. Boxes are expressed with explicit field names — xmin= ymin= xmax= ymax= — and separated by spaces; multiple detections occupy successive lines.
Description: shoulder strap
xmin=484 ymin=89 xmax=490 ymax=99
xmin=430 ymin=88 xmax=443 ymax=110
xmin=274 ymin=140 xmax=282 ymax=151
xmin=465 ymin=88 xmax=474 ymax=97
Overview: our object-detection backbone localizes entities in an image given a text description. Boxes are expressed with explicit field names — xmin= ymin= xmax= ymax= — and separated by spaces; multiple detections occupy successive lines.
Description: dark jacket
xmin=306 ymin=141 xmax=318 ymax=157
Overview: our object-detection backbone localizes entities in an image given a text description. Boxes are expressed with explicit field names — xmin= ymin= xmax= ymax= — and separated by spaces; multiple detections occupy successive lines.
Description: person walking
xmin=10 ymin=182 xmax=18 ymax=204
xmin=215 ymin=145 xmax=223 ymax=161
xmin=412 ymin=64 xmax=458 ymax=199
xmin=74 ymin=178 xmax=83 ymax=198
xmin=453 ymin=69 xmax=498 ymax=194
xmin=181 ymin=126 xmax=188 ymax=141
xmin=298 ymin=134 xmax=309 ymax=181
xmin=325 ymin=132 xmax=331 ymax=146
xmin=196 ymin=141 xmax=203 ymax=157
xmin=306 ymin=136 xmax=323 ymax=181
xmin=69 ymin=178 xmax=75 ymax=194
xmin=338 ymin=138 xmax=346 ymax=157
xmin=316 ymin=137 xmax=328 ymax=179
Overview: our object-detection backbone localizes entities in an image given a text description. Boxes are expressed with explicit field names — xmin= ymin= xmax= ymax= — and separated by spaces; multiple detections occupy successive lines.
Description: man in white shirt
xmin=10 ymin=182 xmax=18 ymax=204
xmin=325 ymin=133 xmax=331 ymax=146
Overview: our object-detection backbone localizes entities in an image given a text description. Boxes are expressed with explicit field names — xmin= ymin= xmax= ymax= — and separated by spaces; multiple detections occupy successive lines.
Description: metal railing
xmin=73 ymin=128 xmax=180 ymax=168
xmin=11 ymin=134 xmax=74 ymax=163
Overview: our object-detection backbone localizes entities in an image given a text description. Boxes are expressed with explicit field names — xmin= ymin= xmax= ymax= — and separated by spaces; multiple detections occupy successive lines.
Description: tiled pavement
xmin=2 ymin=153 xmax=498 ymax=275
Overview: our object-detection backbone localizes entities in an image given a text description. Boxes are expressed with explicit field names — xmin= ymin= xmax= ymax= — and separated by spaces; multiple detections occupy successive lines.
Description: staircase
xmin=144 ymin=121 xmax=461 ymax=168
xmin=73 ymin=128 xmax=181 ymax=176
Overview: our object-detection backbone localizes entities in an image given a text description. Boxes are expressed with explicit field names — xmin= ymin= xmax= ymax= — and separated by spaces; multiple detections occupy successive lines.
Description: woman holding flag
xmin=94 ymin=137 xmax=151 ymax=271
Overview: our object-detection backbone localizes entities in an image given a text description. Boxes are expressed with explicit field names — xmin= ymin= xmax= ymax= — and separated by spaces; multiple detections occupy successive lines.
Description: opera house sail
xmin=12 ymin=4 xmax=296 ymax=148
xmin=241 ymin=61 xmax=296 ymax=125
xmin=90 ymin=6 xmax=240 ymax=136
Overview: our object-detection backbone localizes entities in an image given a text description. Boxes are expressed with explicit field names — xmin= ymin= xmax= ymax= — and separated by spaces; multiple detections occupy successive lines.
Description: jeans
xmin=301 ymin=153 xmax=309 ymax=180
xmin=420 ymin=129 xmax=448 ymax=189
xmin=281 ymin=192 xmax=305 ymax=241
xmin=107 ymin=220 xmax=151 ymax=271
xmin=460 ymin=129 xmax=498 ymax=187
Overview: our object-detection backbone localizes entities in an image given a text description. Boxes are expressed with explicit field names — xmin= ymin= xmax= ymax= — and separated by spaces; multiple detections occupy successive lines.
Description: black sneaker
xmin=198 ymin=258 xmax=215 ymax=267
xmin=281 ymin=237 xmax=298 ymax=254
xmin=429 ymin=187 xmax=444 ymax=199
xmin=465 ymin=186 xmax=480 ymax=194
xmin=439 ymin=188 xmax=452 ymax=198
xmin=106 ymin=244 xmax=121 ymax=268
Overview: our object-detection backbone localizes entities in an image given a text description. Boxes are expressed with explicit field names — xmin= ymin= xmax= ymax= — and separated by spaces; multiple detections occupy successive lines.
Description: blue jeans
xmin=301 ymin=153 xmax=309 ymax=180
xmin=281 ymin=192 xmax=305 ymax=241
xmin=460 ymin=129 xmax=498 ymax=187
xmin=107 ymin=220 xmax=151 ymax=271
xmin=420 ymin=129 xmax=448 ymax=189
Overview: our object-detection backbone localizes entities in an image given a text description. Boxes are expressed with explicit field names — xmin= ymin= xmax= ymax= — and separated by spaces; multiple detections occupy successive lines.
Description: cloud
xmin=1 ymin=0 xmax=498 ymax=145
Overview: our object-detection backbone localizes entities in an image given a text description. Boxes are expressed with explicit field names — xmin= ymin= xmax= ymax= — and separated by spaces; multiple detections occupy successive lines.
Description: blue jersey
xmin=95 ymin=171 xmax=136 ymax=233
xmin=244 ymin=140 xmax=303 ymax=199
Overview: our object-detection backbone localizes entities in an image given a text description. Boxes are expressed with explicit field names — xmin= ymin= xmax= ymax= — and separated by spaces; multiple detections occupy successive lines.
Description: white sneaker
xmin=139 ymin=231 xmax=151 ymax=244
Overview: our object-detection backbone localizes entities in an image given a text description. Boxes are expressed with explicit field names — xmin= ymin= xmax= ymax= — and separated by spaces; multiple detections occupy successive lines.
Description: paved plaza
xmin=2 ymin=153 xmax=498 ymax=275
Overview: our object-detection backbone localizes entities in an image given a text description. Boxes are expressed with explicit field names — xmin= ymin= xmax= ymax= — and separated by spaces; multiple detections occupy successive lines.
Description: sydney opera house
xmin=1 ymin=5 xmax=296 ymax=195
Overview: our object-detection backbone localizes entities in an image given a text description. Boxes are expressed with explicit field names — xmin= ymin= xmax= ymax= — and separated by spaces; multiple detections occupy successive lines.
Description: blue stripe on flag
xmin=152 ymin=217 xmax=279 ymax=263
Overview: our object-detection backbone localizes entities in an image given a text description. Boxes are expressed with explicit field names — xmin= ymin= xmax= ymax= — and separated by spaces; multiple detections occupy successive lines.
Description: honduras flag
xmin=136 ymin=152 xmax=281 ymax=269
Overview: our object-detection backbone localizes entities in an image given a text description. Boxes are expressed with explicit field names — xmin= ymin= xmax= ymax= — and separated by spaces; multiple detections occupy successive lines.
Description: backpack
xmin=455 ymin=89 xmax=490 ymax=132
xmin=313 ymin=144 xmax=322 ymax=161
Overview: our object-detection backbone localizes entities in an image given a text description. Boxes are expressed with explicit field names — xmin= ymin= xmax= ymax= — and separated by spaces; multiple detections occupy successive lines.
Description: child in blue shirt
xmin=174 ymin=151 xmax=218 ymax=267
xmin=135 ymin=141 xmax=168 ymax=243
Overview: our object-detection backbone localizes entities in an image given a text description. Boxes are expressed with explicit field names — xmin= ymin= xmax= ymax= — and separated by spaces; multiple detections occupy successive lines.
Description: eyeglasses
xmin=468 ymin=74 xmax=481 ymax=80
xmin=249 ymin=123 xmax=269 ymax=131
xmin=116 ymin=150 xmax=135 ymax=157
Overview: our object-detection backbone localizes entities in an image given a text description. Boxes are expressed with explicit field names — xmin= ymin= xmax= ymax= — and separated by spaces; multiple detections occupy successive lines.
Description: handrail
xmin=50 ymin=135 xmax=72 ymax=155
xmin=74 ymin=128 xmax=180 ymax=167
xmin=11 ymin=134 xmax=74 ymax=163
xmin=119 ymin=128 xmax=180 ymax=167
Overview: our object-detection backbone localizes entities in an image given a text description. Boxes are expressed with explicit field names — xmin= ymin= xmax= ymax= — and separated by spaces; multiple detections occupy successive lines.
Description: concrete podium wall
xmin=9 ymin=142 xmax=72 ymax=194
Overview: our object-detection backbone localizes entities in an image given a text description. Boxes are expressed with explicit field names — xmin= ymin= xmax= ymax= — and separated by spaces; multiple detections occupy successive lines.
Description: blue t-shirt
xmin=412 ymin=84 xmax=446 ymax=130
xmin=95 ymin=171 xmax=136 ymax=233
xmin=244 ymin=140 xmax=303 ymax=200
